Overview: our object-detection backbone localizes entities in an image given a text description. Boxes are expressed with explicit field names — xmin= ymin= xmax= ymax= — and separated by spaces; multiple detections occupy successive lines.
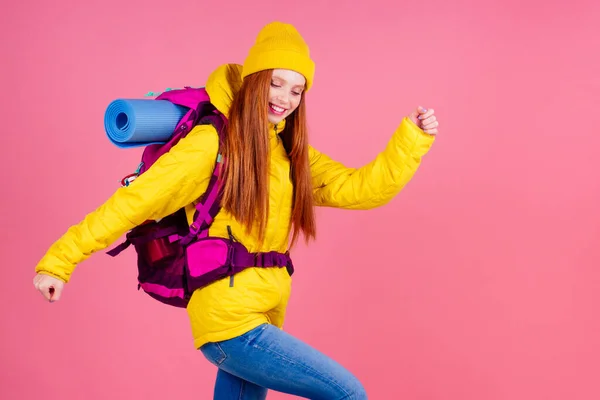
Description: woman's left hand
xmin=409 ymin=106 xmax=439 ymax=135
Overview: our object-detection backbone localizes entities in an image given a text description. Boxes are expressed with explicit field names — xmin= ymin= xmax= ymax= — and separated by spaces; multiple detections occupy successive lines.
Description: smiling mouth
xmin=269 ymin=103 xmax=287 ymax=115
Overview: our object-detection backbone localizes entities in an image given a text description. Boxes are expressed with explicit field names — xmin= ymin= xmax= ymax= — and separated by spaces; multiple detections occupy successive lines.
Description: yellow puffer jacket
xmin=35 ymin=63 xmax=435 ymax=348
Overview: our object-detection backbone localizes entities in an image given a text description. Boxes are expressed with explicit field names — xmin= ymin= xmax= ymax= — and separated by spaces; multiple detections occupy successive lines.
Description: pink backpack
xmin=106 ymin=87 xmax=293 ymax=308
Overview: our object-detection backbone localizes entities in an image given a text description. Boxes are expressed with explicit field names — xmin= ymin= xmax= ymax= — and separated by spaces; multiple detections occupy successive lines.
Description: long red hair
xmin=221 ymin=69 xmax=317 ymax=247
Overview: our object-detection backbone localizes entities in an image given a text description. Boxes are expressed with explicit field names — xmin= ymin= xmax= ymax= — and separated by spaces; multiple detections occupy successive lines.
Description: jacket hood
xmin=205 ymin=63 xmax=242 ymax=118
xmin=205 ymin=63 xmax=286 ymax=132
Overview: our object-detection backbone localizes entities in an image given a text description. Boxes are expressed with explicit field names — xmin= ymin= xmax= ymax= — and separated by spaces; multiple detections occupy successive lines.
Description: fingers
xmin=41 ymin=284 xmax=53 ymax=301
xmin=49 ymin=285 xmax=62 ymax=302
xmin=412 ymin=106 xmax=439 ymax=135
xmin=419 ymin=109 xmax=439 ymax=135
xmin=422 ymin=120 xmax=439 ymax=130
xmin=418 ymin=107 xmax=434 ymax=120
xmin=33 ymin=275 xmax=63 ymax=302
xmin=420 ymin=115 xmax=436 ymax=125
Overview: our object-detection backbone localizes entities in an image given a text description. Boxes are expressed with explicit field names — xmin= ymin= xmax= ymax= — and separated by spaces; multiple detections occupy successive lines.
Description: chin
xmin=268 ymin=115 xmax=285 ymax=125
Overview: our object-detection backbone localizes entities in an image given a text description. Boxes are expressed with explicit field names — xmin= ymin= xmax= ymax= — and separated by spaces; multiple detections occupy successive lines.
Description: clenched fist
xmin=33 ymin=273 xmax=64 ymax=302
xmin=409 ymin=106 xmax=439 ymax=135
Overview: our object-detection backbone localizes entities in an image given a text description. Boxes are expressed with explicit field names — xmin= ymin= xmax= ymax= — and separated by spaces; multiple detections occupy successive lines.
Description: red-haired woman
xmin=33 ymin=21 xmax=440 ymax=400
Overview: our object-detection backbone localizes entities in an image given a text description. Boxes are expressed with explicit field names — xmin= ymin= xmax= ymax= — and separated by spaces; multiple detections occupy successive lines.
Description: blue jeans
xmin=200 ymin=323 xmax=368 ymax=399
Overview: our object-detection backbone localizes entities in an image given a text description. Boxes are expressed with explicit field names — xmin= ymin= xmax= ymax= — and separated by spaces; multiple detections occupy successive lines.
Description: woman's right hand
xmin=33 ymin=273 xmax=65 ymax=302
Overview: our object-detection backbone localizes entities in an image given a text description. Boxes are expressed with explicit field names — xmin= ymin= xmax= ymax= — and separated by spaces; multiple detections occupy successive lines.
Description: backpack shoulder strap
xmin=180 ymin=110 xmax=228 ymax=245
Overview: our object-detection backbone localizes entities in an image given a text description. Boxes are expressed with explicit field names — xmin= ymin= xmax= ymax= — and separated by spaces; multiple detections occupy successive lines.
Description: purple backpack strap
xmin=179 ymin=112 xmax=227 ymax=246
xmin=106 ymin=240 xmax=130 ymax=256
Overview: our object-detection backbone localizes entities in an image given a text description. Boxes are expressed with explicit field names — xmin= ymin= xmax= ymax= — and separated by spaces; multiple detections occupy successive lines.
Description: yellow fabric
xmin=34 ymin=63 xmax=435 ymax=348
xmin=242 ymin=21 xmax=315 ymax=90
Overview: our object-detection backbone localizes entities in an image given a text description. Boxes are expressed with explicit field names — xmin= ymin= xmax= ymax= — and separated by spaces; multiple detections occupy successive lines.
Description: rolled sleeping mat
xmin=104 ymin=99 xmax=189 ymax=148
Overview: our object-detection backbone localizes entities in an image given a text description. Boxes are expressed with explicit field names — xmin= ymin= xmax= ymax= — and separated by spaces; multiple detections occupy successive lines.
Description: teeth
xmin=271 ymin=104 xmax=285 ymax=113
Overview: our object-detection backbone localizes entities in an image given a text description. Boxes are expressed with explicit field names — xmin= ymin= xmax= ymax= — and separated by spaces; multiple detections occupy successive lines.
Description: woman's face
xmin=267 ymin=69 xmax=306 ymax=125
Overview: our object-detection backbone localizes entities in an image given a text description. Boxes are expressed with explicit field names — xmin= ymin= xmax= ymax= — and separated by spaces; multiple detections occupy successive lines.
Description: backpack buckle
xmin=189 ymin=222 xmax=200 ymax=235
xmin=226 ymin=241 xmax=236 ymax=268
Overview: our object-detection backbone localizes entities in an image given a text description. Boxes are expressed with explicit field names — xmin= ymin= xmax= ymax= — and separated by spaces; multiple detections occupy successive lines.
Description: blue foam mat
xmin=104 ymin=99 xmax=188 ymax=148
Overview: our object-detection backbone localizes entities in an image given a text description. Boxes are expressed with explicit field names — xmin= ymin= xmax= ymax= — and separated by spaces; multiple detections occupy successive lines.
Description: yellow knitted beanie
xmin=242 ymin=22 xmax=315 ymax=90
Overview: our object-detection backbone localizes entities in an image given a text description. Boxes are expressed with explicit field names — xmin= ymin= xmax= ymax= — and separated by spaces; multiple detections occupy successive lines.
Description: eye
xmin=291 ymin=91 xmax=301 ymax=96
xmin=271 ymin=82 xmax=281 ymax=88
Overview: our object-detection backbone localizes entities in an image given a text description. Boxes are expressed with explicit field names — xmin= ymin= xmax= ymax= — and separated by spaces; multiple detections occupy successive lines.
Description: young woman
xmin=33 ymin=21 xmax=439 ymax=399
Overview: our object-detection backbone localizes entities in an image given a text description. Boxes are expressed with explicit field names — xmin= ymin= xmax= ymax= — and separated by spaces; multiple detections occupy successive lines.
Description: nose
xmin=276 ymin=93 xmax=290 ymax=106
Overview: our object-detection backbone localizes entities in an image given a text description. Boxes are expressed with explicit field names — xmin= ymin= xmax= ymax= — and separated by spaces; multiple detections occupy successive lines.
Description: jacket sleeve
xmin=34 ymin=124 xmax=220 ymax=283
xmin=309 ymin=117 xmax=435 ymax=209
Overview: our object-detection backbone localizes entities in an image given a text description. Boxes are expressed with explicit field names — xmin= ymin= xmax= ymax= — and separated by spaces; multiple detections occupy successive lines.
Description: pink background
xmin=2 ymin=0 xmax=599 ymax=399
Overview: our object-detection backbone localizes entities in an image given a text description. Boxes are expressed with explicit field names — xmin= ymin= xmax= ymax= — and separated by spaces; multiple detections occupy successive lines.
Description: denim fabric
xmin=200 ymin=323 xmax=367 ymax=399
